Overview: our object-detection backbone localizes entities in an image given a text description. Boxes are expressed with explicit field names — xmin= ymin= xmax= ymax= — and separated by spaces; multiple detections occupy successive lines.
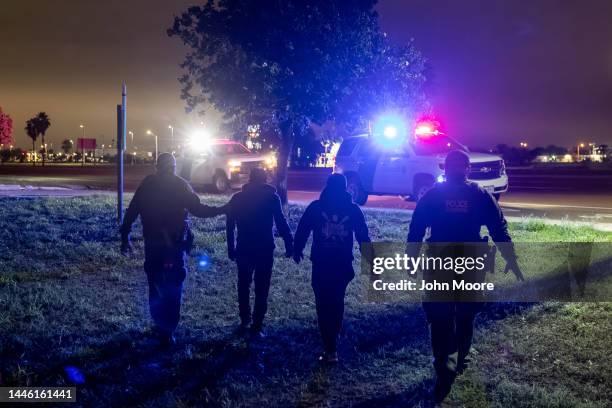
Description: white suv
xmin=177 ymin=139 xmax=275 ymax=192
xmin=333 ymin=133 xmax=508 ymax=204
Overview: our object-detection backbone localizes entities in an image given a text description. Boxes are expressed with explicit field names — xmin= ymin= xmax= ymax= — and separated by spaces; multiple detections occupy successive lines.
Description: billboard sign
xmin=77 ymin=138 xmax=97 ymax=150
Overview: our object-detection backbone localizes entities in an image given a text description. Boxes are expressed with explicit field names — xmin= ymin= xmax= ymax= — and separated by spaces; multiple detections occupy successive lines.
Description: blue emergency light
xmin=371 ymin=114 xmax=408 ymax=149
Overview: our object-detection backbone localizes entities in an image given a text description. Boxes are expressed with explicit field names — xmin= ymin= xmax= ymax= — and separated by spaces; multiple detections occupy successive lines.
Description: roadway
xmin=1 ymin=164 xmax=611 ymax=228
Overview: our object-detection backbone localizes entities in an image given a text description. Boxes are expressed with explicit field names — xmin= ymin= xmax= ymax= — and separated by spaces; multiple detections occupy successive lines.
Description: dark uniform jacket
xmin=120 ymin=173 xmax=221 ymax=247
xmin=294 ymin=188 xmax=370 ymax=264
xmin=226 ymin=182 xmax=293 ymax=256
xmin=407 ymin=180 xmax=514 ymax=259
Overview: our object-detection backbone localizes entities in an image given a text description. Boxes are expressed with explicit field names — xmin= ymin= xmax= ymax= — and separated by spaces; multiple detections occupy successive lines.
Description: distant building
xmin=534 ymin=143 xmax=608 ymax=163
xmin=534 ymin=154 xmax=573 ymax=163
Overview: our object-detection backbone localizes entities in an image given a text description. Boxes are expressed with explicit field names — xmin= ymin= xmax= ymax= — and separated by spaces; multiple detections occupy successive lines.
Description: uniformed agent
xmin=293 ymin=173 xmax=371 ymax=363
xmin=407 ymin=150 xmax=524 ymax=403
xmin=226 ymin=167 xmax=293 ymax=339
xmin=120 ymin=152 xmax=226 ymax=346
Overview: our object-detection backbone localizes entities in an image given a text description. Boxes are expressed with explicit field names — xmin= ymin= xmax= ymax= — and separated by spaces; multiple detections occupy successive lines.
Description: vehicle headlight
xmin=264 ymin=154 xmax=277 ymax=168
xmin=228 ymin=159 xmax=241 ymax=172
xmin=436 ymin=174 xmax=446 ymax=183
xmin=500 ymin=160 xmax=506 ymax=175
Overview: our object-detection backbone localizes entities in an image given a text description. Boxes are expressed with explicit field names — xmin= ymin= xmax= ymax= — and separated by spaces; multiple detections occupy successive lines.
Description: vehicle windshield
xmin=410 ymin=135 xmax=467 ymax=155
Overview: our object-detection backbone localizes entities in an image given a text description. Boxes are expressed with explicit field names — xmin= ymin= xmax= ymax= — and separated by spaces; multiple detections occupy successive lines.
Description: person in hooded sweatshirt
xmin=120 ymin=152 xmax=227 ymax=346
xmin=226 ymin=167 xmax=293 ymax=339
xmin=293 ymin=173 xmax=371 ymax=363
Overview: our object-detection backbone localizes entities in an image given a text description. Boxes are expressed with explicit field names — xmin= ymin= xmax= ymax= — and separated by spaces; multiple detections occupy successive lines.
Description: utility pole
xmin=146 ymin=130 xmax=158 ymax=162
xmin=80 ymin=124 xmax=85 ymax=167
xmin=117 ymin=83 xmax=126 ymax=224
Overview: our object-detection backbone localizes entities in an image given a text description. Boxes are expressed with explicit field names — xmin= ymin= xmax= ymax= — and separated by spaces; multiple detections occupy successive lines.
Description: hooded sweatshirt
xmin=226 ymin=182 xmax=293 ymax=256
xmin=294 ymin=187 xmax=370 ymax=264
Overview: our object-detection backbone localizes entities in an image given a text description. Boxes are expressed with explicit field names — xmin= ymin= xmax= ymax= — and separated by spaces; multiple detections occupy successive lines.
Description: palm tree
xmin=34 ymin=112 xmax=51 ymax=166
xmin=25 ymin=119 xmax=37 ymax=166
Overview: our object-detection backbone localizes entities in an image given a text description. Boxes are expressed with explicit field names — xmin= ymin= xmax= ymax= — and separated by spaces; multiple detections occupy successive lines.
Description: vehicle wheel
xmin=493 ymin=193 xmax=501 ymax=201
xmin=413 ymin=176 xmax=435 ymax=201
xmin=346 ymin=173 xmax=368 ymax=205
xmin=213 ymin=172 xmax=230 ymax=193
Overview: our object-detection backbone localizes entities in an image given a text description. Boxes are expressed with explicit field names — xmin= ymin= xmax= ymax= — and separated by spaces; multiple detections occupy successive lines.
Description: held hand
xmin=293 ymin=252 xmax=303 ymax=264
xmin=504 ymin=259 xmax=525 ymax=282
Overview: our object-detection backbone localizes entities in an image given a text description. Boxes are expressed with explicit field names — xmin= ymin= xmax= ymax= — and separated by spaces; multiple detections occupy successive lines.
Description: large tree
xmin=169 ymin=0 xmax=428 ymax=202
xmin=61 ymin=139 xmax=73 ymax=154
xmin=0 ymin=107 xmax=14 ymax=147
xmin=334 ymin=41 xmax=430 ymax=133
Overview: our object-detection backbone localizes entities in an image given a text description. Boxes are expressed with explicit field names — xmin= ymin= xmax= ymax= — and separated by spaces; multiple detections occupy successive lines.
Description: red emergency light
xmin=415 ymin=122 xmax=442 ymax=138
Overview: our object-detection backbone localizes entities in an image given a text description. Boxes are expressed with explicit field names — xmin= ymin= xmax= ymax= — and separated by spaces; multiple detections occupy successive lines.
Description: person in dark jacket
xmin=293 ymin=173 xmax=371 ymax=363
xmin=407 ymin=150 xmax=523 ymax=403
xmin=226 ymin=168 xmax=293 ymax=338
xmin=120 ymin=153 xmax=226 ymax=346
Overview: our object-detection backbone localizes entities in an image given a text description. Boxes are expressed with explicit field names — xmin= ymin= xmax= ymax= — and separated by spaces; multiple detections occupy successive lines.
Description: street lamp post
xmin=168 ymin=125 xmax=174 ymax=152
xmin=79 ymin=124 xmax=85 ymax=166
xmin=146 ymin=130 xmax=158 ymax=162
xmin=128 ymin=131 xmax=134 ymax=164
xmin=578 ymin=143 xmax=585 ymax=161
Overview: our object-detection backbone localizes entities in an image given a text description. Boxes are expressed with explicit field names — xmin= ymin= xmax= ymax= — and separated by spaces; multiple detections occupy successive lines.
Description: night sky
xmin=2 ymin=0 xmax=611 ymax=151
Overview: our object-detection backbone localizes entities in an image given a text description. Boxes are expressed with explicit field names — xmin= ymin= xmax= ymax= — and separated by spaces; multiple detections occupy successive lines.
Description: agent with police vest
xmin=407 ymin=150 xmax=524 ymax=404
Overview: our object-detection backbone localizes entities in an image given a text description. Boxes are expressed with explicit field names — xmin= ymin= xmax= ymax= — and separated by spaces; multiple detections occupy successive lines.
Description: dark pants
xmin=423 ymin=302 xmax=481 ymax=382
xmin=236 ymin=251 xmax=274 ymax=329
xmin=312 ymin=262 xmax=354 ymax=353
xmin=144 ymin=245 xmax=187 ymax=336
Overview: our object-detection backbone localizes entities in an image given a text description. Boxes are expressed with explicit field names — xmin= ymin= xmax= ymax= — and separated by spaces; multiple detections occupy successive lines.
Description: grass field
xmin=0 ymin=194 xmax=611 ymax=407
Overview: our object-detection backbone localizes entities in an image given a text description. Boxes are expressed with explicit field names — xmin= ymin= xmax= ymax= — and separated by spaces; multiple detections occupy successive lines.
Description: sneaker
xmin=158 ymin=333 xmax=176 ymax=348
xmin=249 ymin=327 xmax=266 ymax=340
xmin=318 ymin=352 xmax=339 ymax=364
xmin=151 ymin=327 xmax=176 ymax=347
xmin=433 ymin=377 xmax=452 ymax=404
